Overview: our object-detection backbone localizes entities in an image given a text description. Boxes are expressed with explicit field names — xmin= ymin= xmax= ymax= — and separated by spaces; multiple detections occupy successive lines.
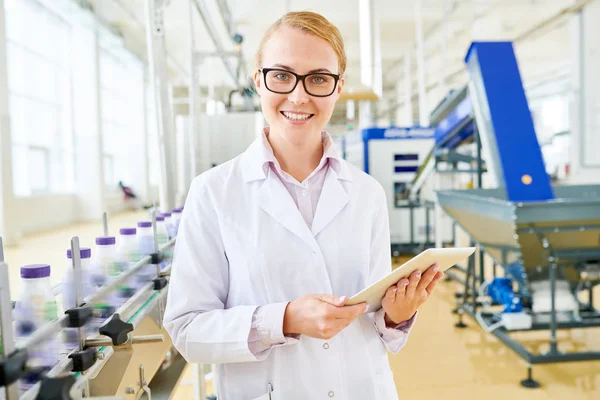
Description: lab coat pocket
xmin=376 ymin=369 xmax=399 ymax=400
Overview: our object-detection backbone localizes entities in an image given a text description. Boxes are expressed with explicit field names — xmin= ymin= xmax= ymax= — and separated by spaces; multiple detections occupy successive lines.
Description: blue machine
xmin=360 ymin=126 xmax=435 ymax=174
xmin=430 ymin=41 xmax=600 ymax=386
xmin=486 ymin=278 xmax=523 ymax=313
xmin=431 ymin=42 xmax=554 ymax=203
xmin=426 ymin=41 xmax=555 ymax=314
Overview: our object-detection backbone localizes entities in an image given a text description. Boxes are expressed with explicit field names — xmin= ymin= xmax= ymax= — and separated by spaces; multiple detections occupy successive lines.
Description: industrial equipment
xmin=0 ymin=212 xmax=212 ymax=399
xmin=431 ymin=41 xmax=600 ymax=388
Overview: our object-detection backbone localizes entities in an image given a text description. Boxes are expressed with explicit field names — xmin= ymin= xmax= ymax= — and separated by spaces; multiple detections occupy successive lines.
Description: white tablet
xmin=346 ymin=247 xmax=476 ymax=311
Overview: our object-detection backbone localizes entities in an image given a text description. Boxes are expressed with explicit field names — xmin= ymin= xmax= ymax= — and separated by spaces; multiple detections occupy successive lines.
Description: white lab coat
xmin=164 ymin=137 xmax=405 ymax=400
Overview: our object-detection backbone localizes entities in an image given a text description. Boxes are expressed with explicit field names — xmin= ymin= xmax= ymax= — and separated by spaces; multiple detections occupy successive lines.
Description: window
xmin=527 ymin=74 xmax=571 ymax=179
xmin=98 ymin=35 xmax=145 ymax=190
xmin=5 ymin=0 xmax=74 ymax=196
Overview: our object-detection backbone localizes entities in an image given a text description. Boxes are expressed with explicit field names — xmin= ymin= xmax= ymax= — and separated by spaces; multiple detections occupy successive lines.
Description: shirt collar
xmin=242 ymin=127 xmax=353 ymax=183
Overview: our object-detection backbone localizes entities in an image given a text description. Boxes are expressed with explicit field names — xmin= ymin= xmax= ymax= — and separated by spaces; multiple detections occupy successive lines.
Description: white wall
xmin=13 ymin=194 xmax=77 ymax=237
xmin=196 ymin=112 xmax=263 ymax=173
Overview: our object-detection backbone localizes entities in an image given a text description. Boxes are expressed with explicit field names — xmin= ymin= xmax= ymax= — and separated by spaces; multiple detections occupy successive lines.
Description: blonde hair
xmin=255 ymin=11 xmax=347 ymax=76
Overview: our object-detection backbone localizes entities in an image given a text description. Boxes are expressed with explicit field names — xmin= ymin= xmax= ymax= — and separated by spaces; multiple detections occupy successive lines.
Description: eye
xmin=274 ymin=72 xmax=292 ymax=81
xmin=310 ymin=75 xmax=329 ymax=85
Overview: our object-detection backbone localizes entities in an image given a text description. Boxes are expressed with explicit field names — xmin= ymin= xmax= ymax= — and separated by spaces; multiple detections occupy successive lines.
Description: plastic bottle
xmin=13 ymin=264 xmax=60 ymax=394
xmin=155 ymin=216 xmax=170 ymax=270
xmin=171 ymin=208 xmax=182 ymax=236
xmin=155 ymin=216 xmax=168 ymax=247
xmin=136 ymin=222 xmax=156 ymax=289
xmin=90 ymin=236 xmax=120 ymax=321
xmin=92 ymin=236 xmax=121 ymax=284
xmin=115 ymin=228 xmax=139 ymax=298
xmin=116 ymin=228 xmax=140 ymax=265
xmin=62 ymin=248 xmax=96 ymax=350
xmin=161 ymin=212 xmax=175 ymax=239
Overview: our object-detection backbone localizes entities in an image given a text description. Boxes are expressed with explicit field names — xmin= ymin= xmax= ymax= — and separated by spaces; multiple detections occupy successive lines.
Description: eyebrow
xmin=271 ymin=64 xmax=334 ymax=74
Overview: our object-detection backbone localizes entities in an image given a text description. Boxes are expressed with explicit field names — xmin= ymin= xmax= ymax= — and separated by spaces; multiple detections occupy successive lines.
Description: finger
xmin=383 ymin=285 xmax=397 ymax=305
xmin=395 ymin=279 xmax=409 ymax=297
xmin=426 ymin=271 xmax=445 ymax=293
xmin=319 ymin=294 xmax=347 ymax=307
xmin=417 ymin=265 xmax=439 ymax=291
xmin=405 ymin=270 xmax=421 ymax=298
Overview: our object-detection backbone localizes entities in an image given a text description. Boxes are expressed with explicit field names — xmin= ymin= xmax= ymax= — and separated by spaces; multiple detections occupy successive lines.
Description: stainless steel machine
xmin=430 ymin=41 xmax=600 ymax=388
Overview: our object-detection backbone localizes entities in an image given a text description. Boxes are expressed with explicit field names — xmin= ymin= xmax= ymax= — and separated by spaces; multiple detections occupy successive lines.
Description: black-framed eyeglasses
xmin=259 ymin=68 xmax=341 ymax=97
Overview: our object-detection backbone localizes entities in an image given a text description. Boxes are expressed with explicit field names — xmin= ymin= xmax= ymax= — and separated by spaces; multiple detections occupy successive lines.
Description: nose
xmin=287 ymin=79 xmax=310 ymax=105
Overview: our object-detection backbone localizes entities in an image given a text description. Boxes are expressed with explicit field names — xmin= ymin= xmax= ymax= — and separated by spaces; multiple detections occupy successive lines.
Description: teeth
xmin=283 ymin=111 xmax=311 ymax=120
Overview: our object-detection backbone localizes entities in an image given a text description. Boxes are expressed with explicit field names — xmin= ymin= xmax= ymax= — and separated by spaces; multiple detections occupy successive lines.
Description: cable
xmin=475 ymin=311 xmax=505 ymax=333
xmin=474 ymin=279 xmax=506 ymax=333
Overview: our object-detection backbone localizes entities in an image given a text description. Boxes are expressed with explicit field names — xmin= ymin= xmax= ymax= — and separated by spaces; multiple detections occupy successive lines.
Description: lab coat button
xmin=301 ymin=189 xmax=308 ymax=196
xmin=323 ymin=343 xmax=329 ymax=349
xmin=328 ymin=391 xmax=335 ymax=397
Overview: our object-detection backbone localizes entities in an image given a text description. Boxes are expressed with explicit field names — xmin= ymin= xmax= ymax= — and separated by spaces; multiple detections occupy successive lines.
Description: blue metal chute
xmin=433 ymin=96 xmax=476 ymax=150
xmin=465 ymin=41 xmax=554 ymax=202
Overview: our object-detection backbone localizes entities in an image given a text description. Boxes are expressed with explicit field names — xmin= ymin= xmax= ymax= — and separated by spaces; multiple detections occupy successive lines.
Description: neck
xmin=267 ymin=129 xmax=324 ymax=182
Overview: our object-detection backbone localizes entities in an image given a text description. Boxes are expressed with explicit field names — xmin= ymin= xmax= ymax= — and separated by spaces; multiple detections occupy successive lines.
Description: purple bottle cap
xmin=172 ymin=208 xmax=182 ymax=214
xmin=120 ymin=227 xmax=136 ymax=235
xmin=155 ymin=216 xmax=164 ymax=222
xmin=67 ymin=248 xmax=92 ymax=259
xmin=21 ymin=264 xmax=51 ymax=279
xmin=96 ymin=236 xmax=116 ymax=246
xmin=137 ymin=221 xmax=152 ymax=228
xmin=161 ymin=212 xmax=172 ymax=217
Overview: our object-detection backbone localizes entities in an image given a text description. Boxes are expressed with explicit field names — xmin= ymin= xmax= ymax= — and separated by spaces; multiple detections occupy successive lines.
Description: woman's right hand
xmin=283 ymin=294 xmax=369 ymax=339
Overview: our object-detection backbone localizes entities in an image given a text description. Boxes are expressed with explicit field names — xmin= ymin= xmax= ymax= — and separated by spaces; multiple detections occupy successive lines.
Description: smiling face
xmin=254 ymin=26 xmax=344 ymax=146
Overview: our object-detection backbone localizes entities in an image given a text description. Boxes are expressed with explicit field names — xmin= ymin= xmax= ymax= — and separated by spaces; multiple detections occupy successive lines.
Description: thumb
xmin=318 ymin=294 xmax=347 ymax=306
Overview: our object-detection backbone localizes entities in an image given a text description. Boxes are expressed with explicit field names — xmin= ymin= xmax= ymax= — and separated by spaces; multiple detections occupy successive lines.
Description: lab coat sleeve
xmin=164 ymin=177 xmax=274 ymax=364
xmin=367 ymin=184 xmax=416 ymax=354
xmin=248 ymin=303 xmax=301 ymax=358
xmin=372 ymin=308 xmax=417 ymax=353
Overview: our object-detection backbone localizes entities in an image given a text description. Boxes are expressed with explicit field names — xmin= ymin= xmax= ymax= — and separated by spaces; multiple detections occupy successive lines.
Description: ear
xmin=334 ymin=76 xmax=344 ymax=100
xmin=253 ymin=70 xmax=261 ymax=94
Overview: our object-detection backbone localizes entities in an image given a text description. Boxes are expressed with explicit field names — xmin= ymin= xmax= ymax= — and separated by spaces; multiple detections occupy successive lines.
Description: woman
xmin=164 ymin=11 xmax=444 ymax=400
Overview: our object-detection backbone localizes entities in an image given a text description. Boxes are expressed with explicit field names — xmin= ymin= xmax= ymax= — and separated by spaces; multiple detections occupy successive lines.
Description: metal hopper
xmin=436 ymin=184 xmax=600 ymax=286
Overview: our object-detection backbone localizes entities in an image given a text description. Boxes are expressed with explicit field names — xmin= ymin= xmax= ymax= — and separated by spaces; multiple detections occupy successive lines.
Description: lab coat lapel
xmin=258 ymin=169 xmax=318 ymax=252
xmin=311 ymin=167 xmax=349 ymax=237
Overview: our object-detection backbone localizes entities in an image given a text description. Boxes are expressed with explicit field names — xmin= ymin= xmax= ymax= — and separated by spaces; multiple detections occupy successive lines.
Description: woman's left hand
xmin=381 ymin=264 xmax=444 ymax=326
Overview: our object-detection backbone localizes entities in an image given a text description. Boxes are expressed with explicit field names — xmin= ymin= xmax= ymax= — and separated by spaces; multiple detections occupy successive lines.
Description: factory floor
xmin=4 ymin=210 xmax=600 ymax=399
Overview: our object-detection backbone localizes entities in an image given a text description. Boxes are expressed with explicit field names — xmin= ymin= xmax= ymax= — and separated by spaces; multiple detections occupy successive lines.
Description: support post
xmin=0 ymin=238 xmax=19 ymax=399
xmin=145 ymin=0 xmax=177 ymax=212
xmin=188 ymin=0 xmax=198 ymax=181
xmin=549 ymin=259 xmax=558 ymax=354
xmin=404 ymin=51 xmax=413 ymax=125
xmin=415 ymin=0 xmax=429 ymax=127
